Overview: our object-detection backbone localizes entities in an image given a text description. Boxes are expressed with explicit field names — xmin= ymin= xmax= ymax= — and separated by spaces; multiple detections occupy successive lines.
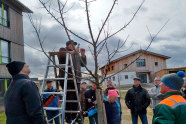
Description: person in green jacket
xmin=153 ymin=71 xmax=186 ymax=124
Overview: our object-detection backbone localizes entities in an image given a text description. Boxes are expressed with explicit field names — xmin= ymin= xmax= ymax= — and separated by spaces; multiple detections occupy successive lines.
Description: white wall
xmin=103 ymin=71 xmax=136 ymax=86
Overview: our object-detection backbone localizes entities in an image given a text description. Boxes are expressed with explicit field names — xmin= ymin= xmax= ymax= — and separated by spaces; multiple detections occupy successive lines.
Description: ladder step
xmin=44 ymin=107 xmax=63 ymax=111
xmin=59 ymin=89 xmax=76 ymax=92
xmin=67 ymin=89 xmax=76 ymax=92
xmin=48 ymin=64 xmax=72 ymax=68
xmin=65 ymin=110 xmax=81 ymax=113
xmin=44 ymin=78 xmax=74 ymax=81
xmin=59 ymin=100 xmax=78 ymax=103
xmin=41 ymin=92 xmax=64 ymax=95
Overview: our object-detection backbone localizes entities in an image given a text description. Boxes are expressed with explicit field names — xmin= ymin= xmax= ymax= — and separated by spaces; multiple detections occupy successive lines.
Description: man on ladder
xmin=58 ymin=40 xmax=87 ymax=123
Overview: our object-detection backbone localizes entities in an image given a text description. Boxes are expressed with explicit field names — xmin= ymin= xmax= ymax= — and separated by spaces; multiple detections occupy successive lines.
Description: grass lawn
xmin=0 ymin=91 xmax=153 ymax=124
xmin=0 ymin=111 xmax=6 ymax=124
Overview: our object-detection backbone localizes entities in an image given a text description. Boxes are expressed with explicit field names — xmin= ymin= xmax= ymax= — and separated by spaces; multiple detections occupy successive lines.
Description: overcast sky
xmin=19 ymin=0 xmax=186 ymax=77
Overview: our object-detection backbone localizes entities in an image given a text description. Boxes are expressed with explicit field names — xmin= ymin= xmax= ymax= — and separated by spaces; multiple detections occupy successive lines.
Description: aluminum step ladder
xmin=40 ymin=51 xmax=83 ymax=124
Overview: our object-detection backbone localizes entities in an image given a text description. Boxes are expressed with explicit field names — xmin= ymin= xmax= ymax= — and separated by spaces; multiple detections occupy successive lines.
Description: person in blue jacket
xmin=43 ymin=80 xmax=60 ymax=124
xmin=104 ymin=89 xmax=121 ymax=124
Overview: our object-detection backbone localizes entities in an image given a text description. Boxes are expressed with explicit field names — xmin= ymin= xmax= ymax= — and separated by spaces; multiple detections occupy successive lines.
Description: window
xmin=112 ymin=76 xmax=115 ymax=81
xmin=125 ymin=75 xmax=128 ymax=79
xmin=112 ymin=66 xmax=114 ymax=70
xmin=0 ymin=2 xmax=9 ymax=27
xmin=136 ymin=59 xmax=146 ymax=67
xmin=124 ymin=64 xmax=127 ymax=68
xmin=0 ymin=79 xmax=11 ymax=97
xmin=0 ymin=39 xmax=10 ymax=64
xmin=155 ymin=62 xmax=158 ymax=66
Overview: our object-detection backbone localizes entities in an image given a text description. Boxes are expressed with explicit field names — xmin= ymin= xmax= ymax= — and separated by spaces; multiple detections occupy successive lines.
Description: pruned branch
xmin=97 ymin=0 xmax=145 ymax=48
xmin=39 ymin=0 xmax=93 ymax=45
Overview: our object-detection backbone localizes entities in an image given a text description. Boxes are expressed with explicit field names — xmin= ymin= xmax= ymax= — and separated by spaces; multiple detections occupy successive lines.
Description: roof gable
xmin=3 ymin=0 xmax=33 ymax=13
xmin=100 ymin=49 xmax=170 ymax=69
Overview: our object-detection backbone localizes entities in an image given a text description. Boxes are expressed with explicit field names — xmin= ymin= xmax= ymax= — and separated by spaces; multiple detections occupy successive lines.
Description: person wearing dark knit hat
xmin=4 ymin=61 xmax=47 ymax=124
xmin=6 ymin=61 xmax=26 ymax=76
xmin=153 ymin=71 xmax=186 ymax=124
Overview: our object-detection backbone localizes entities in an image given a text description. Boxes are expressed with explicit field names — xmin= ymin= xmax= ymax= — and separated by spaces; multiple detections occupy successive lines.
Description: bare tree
xmin=28 ymin=0 xmax=168 ymax=123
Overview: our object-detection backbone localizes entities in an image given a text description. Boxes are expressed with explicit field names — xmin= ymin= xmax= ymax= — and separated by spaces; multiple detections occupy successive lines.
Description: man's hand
xmin=69 ymin=50 xmax=75 ymax=54
xmin=80 ymin=48 xmax=85 ymax=57
xmin=76 ymin=47 xmax=80 ymax=53
xmin=93 ymin=101 xmax=97 ymax=105
xmin=88 ymin=98 xmax=92 ymax=103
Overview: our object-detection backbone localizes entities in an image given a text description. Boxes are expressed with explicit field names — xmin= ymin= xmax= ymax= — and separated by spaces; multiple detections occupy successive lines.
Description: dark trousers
xmin=131 ymin=113 xmax=148 ymax=124
xmin=60 ymin=80 xmax=80 ymax=123
xmin=89 ymin=113 xmax=98 ymax=124
xmin=46 ymin=110 xmax=60 ymax=124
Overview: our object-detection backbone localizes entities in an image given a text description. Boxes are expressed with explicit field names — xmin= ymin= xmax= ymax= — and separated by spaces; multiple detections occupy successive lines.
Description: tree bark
xmin=96 ymin=89 xmax=107 ymax=124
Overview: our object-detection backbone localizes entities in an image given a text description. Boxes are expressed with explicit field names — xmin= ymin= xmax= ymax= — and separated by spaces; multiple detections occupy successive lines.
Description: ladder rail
xmin=69 ymin=55 xmax=83 ymax=123
xmin=61 ymin=53 xmax=70 ymax=124
xmin=40 ymin=54 xmax=51 ymax=95
xmin=40 ymin=52 xmax=83 ymax=124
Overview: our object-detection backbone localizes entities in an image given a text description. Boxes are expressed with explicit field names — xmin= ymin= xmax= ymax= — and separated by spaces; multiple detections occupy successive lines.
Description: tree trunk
xmin=96 ymin=89 xmax=107 ymax=124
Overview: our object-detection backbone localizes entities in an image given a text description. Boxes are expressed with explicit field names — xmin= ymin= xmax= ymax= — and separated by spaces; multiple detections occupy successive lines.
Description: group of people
xmin=3 ymin=39 xmax=186 ymax=124
xmin=125 ymin=71 xmax=186 ymax=124
xmin=79 ymin=80 xmax=121 ymax=124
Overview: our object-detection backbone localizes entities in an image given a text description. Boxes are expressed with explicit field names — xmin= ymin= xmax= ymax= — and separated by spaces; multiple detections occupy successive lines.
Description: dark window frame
xmin=0 ymin=39 xmax=11 ymax=64
xmin=0 ymin=2 xmax=10 ymax=27
xmin=155 ymin=62 xmax=158 ymax=66
xmin=0 ymin=78 xmax=11 ymax=98
xmin=125 ymin=75 xmax=128 ymax=79
xmin=112 ymin=66 xmax=114 ymax=70
xmin=112 ymin=76 xmax=115 ymax=81
xmin=136 ymin=59 xmax=146 ymax=67
xmin=124 ymin=64 xmax=127 ymax=68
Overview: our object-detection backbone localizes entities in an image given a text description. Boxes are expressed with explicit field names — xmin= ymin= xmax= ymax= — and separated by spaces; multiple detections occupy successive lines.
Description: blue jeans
xmin=131 ymin=113 xmax=148 ymax=124
xmin=89 ymin=113 xmax=98 ymax=124
xmin=46 ymin=110 xmax=60 ymax=124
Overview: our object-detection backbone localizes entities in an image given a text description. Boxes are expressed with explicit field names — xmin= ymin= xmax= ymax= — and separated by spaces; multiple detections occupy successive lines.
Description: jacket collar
xmin=47 ymin=87 xmax=54 ymax=91
xmin=66 ymin=47 xmax=73 ymax=51
xmin=13 ymin=74 xmax=29 ymax=81
xmin=133 ymin=84 xmax=142 ymax=91
xmin=164 ymin=91 xmax=182 ymax=98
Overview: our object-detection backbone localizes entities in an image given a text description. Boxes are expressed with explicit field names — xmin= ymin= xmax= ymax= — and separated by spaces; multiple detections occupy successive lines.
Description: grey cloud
xmin=150 ymin=44 xmax=186 ymax=68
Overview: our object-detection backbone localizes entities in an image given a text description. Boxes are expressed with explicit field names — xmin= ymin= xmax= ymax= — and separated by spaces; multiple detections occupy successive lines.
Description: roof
xmin=156 ymin=67 xmax=186 ymax=73
xmin=100 ymin=49 xmax=170 ymax=69
xmin=7 ymin=0 xmax=33 ymax=13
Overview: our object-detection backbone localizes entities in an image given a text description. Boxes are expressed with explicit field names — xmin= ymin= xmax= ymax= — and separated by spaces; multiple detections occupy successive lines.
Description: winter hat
xmin=81 ymin=82 xmax=87 ymax=84
xmin=161 ymin=71 xmax=185 ymax=90
xmin=133 ymin=77 xmax=141 ymax=81
xmin=66 ymin=40 xmax=77 ymax=46
xmin=107 ymin=80 xmax=113 ymax=86
xmin=6 ymin=61 xmax=25 ymax=76
xmin=108 ymin=89 xmax=118 ymax=97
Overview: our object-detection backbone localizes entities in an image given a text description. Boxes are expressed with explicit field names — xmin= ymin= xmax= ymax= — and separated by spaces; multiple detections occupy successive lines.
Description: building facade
xmin=156 ymin=67 xmax=186 ymax=78
xmin=0 ymin=0 xmax=32 ymax=104
xmin=100 ymin=50 xmax=170 ymax=86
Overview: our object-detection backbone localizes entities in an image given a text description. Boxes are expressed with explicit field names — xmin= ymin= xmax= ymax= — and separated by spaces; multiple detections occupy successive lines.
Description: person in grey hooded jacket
xmin=4 ymin=61 xmax=46 ymax=124
xmin=149 ymin=77 xmax=164 ymax=111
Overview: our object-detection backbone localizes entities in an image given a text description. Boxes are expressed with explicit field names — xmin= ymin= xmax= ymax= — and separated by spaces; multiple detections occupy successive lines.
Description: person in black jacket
xmin=125 ymin=77 xmax=150 ymax=124
xmin=84 ymin=82 xmax=98 ymax=124
xmin=4 ymin=61 xmax=46 ymax=124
